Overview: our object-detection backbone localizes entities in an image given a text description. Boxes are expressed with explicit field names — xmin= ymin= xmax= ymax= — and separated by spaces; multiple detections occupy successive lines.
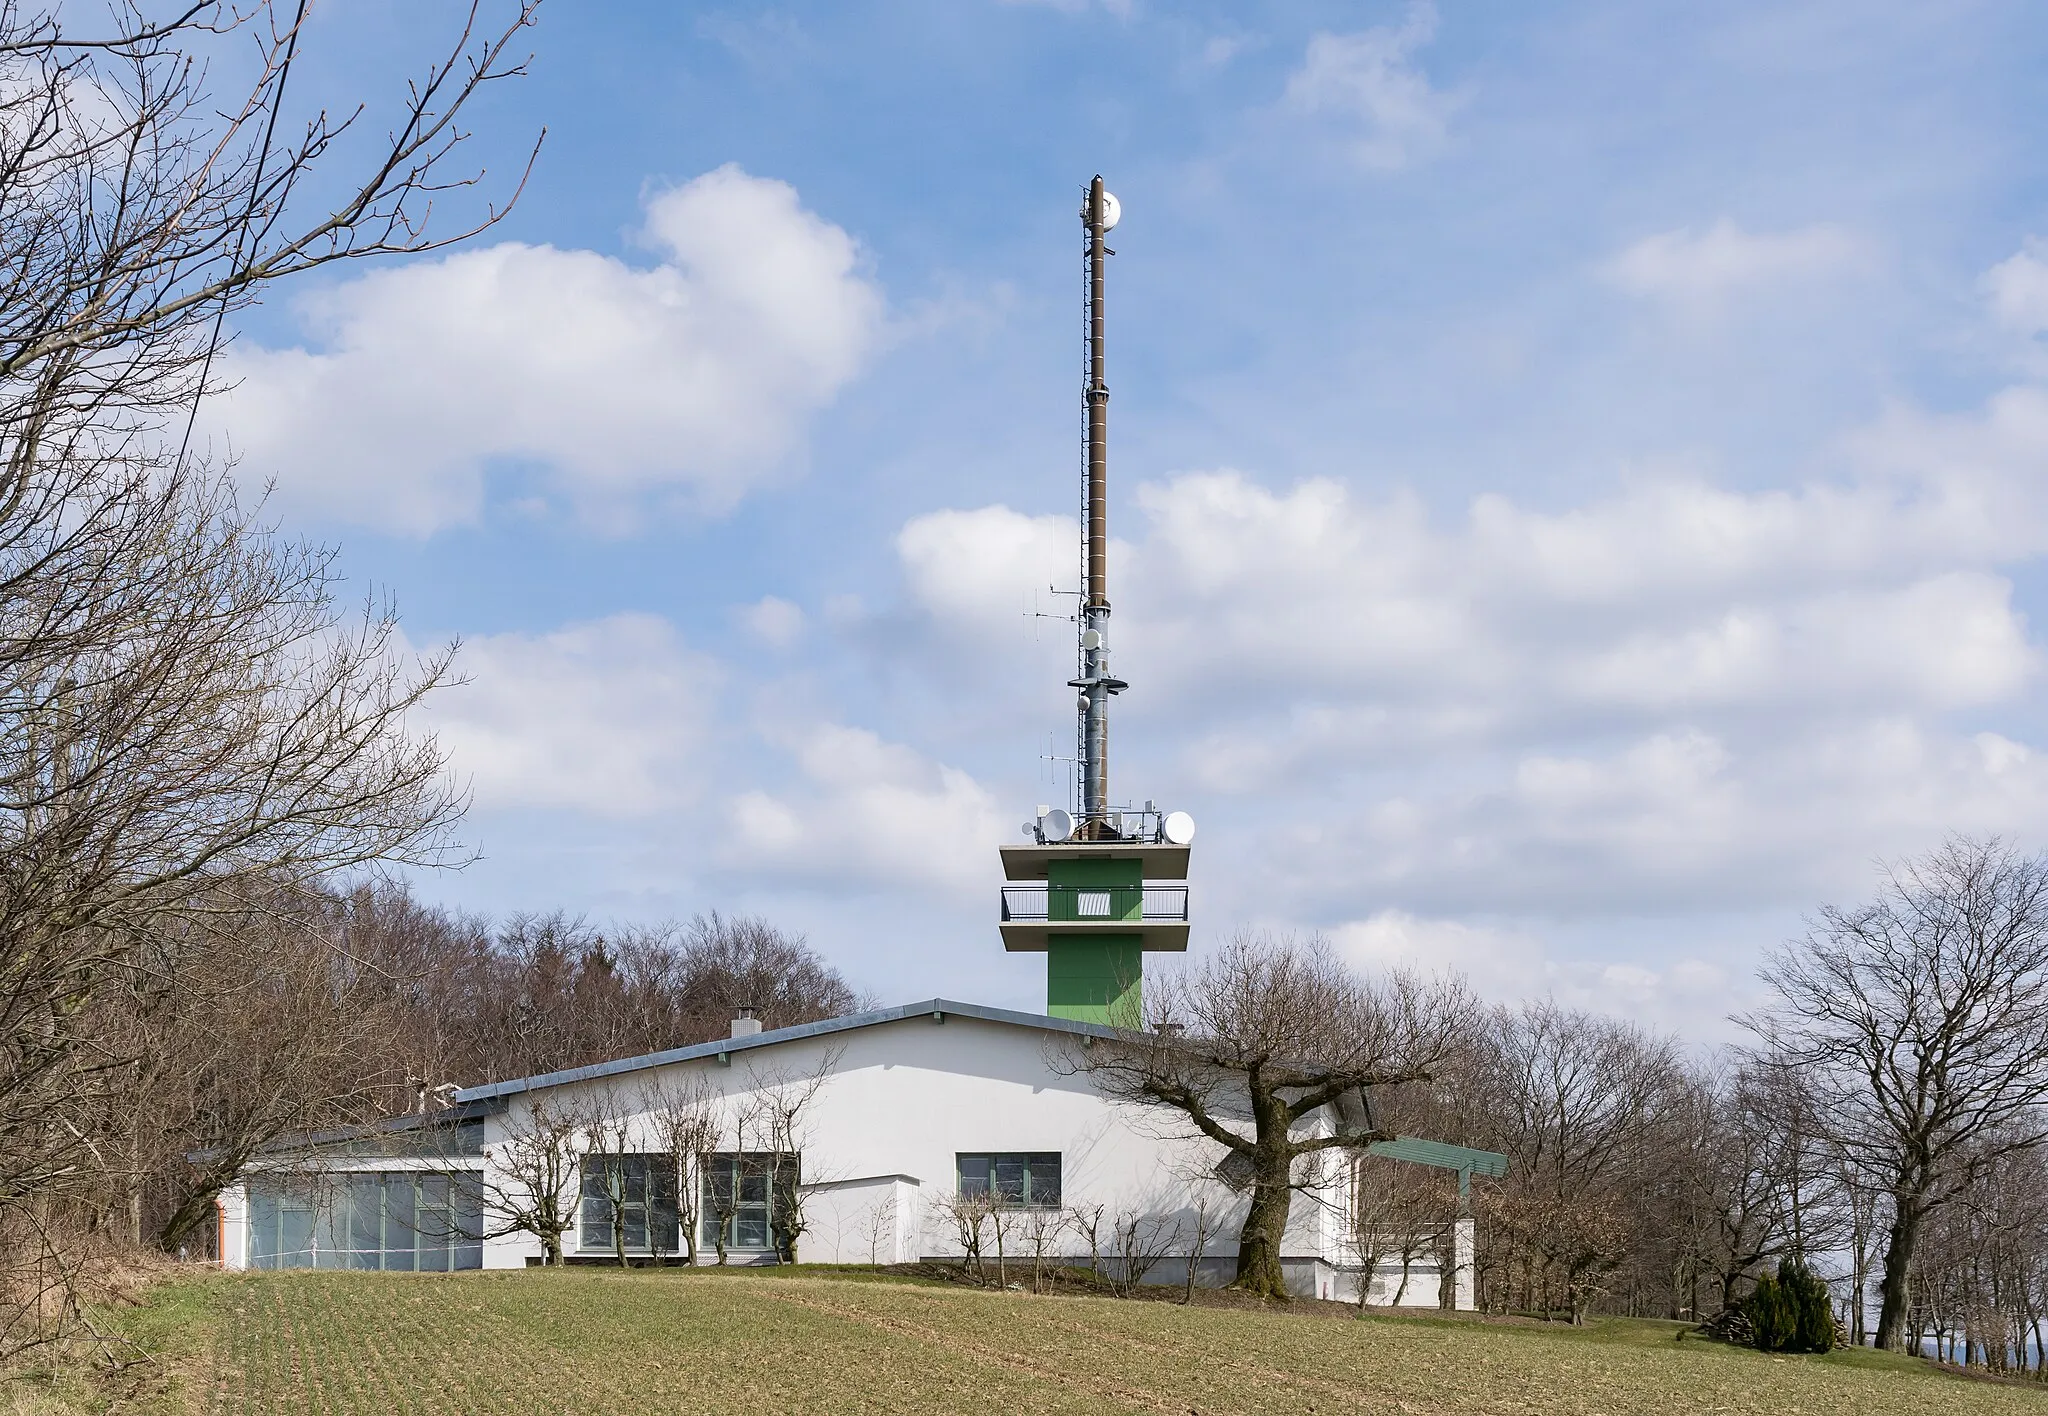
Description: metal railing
xmin=999 ymin=885 xmax=1189 ymax=924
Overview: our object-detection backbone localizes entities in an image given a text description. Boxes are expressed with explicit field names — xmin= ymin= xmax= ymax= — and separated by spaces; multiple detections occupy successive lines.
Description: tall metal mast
xmin=999 ymin=177 xmax=1195 ymax=1025
xmin=1076 ymin=175 xmax=1125 ymax=830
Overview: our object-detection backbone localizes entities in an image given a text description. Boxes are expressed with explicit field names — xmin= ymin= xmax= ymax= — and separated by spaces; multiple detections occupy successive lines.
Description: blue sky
xmin=207 ymin=0 xmax=2048 ymax=1036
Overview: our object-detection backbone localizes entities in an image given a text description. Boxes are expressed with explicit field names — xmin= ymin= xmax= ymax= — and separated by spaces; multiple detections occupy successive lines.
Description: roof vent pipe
xmin=730 ymin=1006 xmax=763 ymax=1039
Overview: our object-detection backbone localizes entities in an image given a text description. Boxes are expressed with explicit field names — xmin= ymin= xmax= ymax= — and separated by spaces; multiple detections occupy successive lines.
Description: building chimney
xmin=730 ymin=1005 xmax=763 ymax=1039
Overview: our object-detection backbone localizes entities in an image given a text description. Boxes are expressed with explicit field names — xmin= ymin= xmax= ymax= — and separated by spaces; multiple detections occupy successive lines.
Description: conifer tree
xmin=1780 ymin=1259 xmax=1837 ymax=1353
xmin=1746 ymin=1272 xmax=1793 ymax=1351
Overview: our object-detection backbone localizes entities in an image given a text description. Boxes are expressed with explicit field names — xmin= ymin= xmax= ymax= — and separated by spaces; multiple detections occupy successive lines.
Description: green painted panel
xmin=1047 ymin=935 xmax=1143 ymax=1026
xmin=1046 ymin=858 xmax=1144 ymax=886
xmin=1366 ymin=1135 xmax=1509 ymax=1178
xmin=1046 ymin=858 xmax=1144 ymax=924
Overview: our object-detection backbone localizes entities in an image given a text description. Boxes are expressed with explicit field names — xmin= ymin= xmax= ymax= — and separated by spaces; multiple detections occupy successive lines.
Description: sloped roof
xmin=453 ymin=998 xmax=1118 ymax=1103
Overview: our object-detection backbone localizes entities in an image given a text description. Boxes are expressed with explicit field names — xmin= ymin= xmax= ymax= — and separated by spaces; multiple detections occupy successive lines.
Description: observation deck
xmin=997 ymin=882 xmax=1191 ymax=952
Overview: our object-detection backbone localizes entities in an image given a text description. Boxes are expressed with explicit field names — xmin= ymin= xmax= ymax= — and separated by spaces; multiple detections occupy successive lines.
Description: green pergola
xmin=1365 ymin=1135 xmax=1509 ymax=1204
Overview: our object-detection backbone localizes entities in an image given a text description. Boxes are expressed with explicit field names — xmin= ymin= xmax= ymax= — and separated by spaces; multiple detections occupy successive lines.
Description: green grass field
xmin=14 ymin=1267 xmax=2048 ymax=1415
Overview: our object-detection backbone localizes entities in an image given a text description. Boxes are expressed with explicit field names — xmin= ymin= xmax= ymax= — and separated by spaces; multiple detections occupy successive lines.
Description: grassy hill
xmin=11 ymin=1267 xmax=2048 ymax=1416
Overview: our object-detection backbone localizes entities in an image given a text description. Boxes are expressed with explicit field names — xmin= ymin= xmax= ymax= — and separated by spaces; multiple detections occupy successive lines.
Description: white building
xmin=217 ymin=996 xmax=1487 ymax=1305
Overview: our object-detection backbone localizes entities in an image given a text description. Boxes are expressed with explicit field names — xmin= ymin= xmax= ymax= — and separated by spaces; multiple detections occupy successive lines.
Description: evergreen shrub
xmin=1746 ymin=1272 xmax=1793 ymax=1351
xmin=1745 ymin=1258 xmax=1836 ymax=1353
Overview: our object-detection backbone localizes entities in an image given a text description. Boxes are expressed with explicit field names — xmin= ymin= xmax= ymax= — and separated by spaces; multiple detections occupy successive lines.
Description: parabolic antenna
xmin=1100 ymin=191 xmax=1121 ymax=232
xmin=1041 ymin=807 xmax=1076 ymax=843
xmin=1162 ymin=811 xmax=1196 ymax=846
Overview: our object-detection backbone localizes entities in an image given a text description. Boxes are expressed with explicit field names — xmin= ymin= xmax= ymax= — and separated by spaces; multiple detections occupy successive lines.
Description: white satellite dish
xmin=1100 ymin=191 xmax=1121 ymax=232
xmin=1080 ymin=629 xmax=1102 ymax=650
xmin=1162 ymin=810 xmax=1196 ymax=846
xmin=1040 ymin=807 xmax=1076 ymax=843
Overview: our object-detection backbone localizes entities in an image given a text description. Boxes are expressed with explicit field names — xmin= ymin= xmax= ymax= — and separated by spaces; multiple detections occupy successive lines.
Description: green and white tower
xmin=998 ymin=177 xmax=1194 ymax=1026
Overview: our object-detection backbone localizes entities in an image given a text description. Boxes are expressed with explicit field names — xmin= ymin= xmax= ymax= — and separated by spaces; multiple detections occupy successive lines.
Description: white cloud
xmin=1985 ymin=238 xmax=2048 ymax=336
xmin=892 ymin=407 xmax=2048 ymax=919
xmin=1336 ymin=910 xmax=1544 ymax=992
xmin=1334 ymin=910 xmax=1735 ymax=1030
xmin=422 ymin=614 xmax=718 ymax=818
xmin=896 ymin=504 xmax=1076 ymax=632
xmin=1284 ymin=3 xmax=1457 ymax=171
xmin=1332 ymin=910 xmax=1748 ymax=1035
xmin=905 ymin=470 xmax=2039 ymax=728
xmin=739 ymin=595 xmax=806 ymax=648
xmin=723 ymin=725 xmax=1007 ymax=895
xmin=212 ymin=166 xmax=884 ymax=534
xmin=1604 ymin=219 xmax=1869 ymax=316
xmin=1198 ymin=35 xmax=1249 ymax=69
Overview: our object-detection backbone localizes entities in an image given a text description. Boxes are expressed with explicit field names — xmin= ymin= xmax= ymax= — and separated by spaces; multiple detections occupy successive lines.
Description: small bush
xmin=1781 ymin=1260 xmax=1837 ymax=1354
xmin=1745 ymin=1258 xmax=1836 ymax=1353
xmin=1746 ymin=1272 xmax=1793 ymax=1351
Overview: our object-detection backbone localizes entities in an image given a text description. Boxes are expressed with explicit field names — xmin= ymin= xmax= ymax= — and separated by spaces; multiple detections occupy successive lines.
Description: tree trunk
xmin=1231 ymin=1171 xmax=1292 ymax=1299
xmin=1875 ymin=1196 xmax=1925 ymax=1350
xmin=156 ymin=1184 xmax=225 ymax=1253
xmin=1850 ymin=1236 xmax=1867 ymax=1345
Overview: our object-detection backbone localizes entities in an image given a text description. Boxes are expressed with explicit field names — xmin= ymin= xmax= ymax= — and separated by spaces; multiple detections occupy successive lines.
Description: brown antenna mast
xmin=1075 ymin=175 xmax=1125 ymax=827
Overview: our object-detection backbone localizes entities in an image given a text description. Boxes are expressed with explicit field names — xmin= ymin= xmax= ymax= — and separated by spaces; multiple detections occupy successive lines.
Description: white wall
xmin=480 ymin=1013 xmax=1334 ymax=1281
xmin=800 ymin=1174 xmax=921 ymax=1264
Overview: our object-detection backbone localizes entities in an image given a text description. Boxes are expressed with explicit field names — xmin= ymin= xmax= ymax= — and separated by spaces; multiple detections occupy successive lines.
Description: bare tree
xmin=1069 ymin=1201 xmax=1106 ymax=1289
xmin=581 ymin=1089 xmax=642 ymax=1267
xmin=1183 ymin=1194 xmax=1220 ymax=1304
xmin=1018 ymin=1206 xmax=1068 ymax=1294
xmin=1073 ymin=931 xmax=1467 ymax=1298
xmin=743 ymin=1052 xmax=838 ymax=1264
xmin=335 ymin=892 xmax=862 ymax=1098
xmin=0 ymin=0 xmax=542 ymax=1294
xmin=1743 ymin=836 xmax=2048 ymax=1350
xmin=480 ymin=1096 xmax=587 ymax=1267
xmin=1350 ymin=1152 xmax=1454 ymax=1308
xmin=932 ymin=1190 xmax=995 ymax=1282
xmin=702 ymin=1157 xmax=738 ymax=1267
xmin=646 ymin=1073 xmax=722 ymax=1266
xmin=859 ymin=1191 xmax=898 ymax=1266
xmin=137 ymin=893 xmax=401 ymax=1251
xmin=1110 ymin=1209 xmax=1178 ymax=1297
xmin=1455 ymin=1001 xmax=1684 ymax=1322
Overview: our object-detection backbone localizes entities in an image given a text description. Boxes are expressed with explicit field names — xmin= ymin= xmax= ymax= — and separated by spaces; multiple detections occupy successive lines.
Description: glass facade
xmin=956 ymin=1153 xmax=1061 ymax=1208
xmin=246 ymin=1172 xmax=482 ymax=1270
xmin=578 ymin=1154 xmax=681 ymax=1256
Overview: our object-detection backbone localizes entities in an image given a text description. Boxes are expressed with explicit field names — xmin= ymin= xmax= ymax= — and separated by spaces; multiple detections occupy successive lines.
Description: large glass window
xmin=699 ymin=1153 xmax=799 ymax=1253
xmin=956 ymin=1153 xmax=1061 ymax=1208
xmin=578 ymin=1154 xmax=680 ymax=1256
xmin=245 ymin=1172 xmax=481 ymax=1270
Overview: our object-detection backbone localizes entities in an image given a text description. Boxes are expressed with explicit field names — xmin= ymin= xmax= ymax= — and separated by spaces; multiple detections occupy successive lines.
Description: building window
xmin=579 ymin=1154 xmax=681 ymax=1255
xmin=246 ymin=1172 xmax=482 ymax=1271
xmin=1076 ymin=890 xmax=1112 ymax=917
xmin=956 ymin=1154 xmax=1061 ymax=1208
xmin=699 ymin=1153 xmax=799 ymax=1253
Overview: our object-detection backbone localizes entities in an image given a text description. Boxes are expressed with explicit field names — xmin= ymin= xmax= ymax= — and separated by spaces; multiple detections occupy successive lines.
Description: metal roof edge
xmin=189 ymin=1097 xmax=503 ymax=1165
xmin=452 ymin=998 xmax=1121 ymax=1104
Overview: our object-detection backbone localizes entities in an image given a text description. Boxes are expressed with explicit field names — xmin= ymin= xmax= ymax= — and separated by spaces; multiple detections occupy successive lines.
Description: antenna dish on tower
xmin=1162 ymin=811 xmax=1196 ymax=846
xmin=1099 ymin=191 xmax=1121 ymax=232
xmin=1040 ymin=807 xmax=1076 ymax=843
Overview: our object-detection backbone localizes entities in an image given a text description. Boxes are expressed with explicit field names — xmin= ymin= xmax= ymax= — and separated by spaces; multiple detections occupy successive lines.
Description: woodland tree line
xmin=1351 ymin=836 xmax=2048 ymax=1375
xmin=6 ymin=0 xmax=2048 ymax=1381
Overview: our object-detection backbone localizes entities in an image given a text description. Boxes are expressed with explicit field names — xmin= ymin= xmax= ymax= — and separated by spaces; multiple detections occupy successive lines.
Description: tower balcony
xmin=998 ymin=884 xmax=1190 ymax=952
